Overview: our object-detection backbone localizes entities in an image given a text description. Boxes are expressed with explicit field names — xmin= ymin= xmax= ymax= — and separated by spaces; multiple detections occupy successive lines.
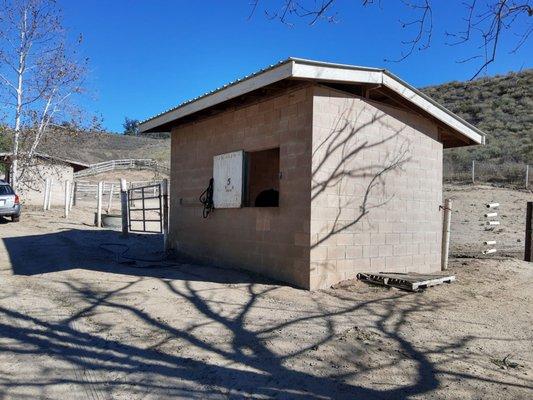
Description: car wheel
xmin=11 ymin=215 xmax=20 ymax=222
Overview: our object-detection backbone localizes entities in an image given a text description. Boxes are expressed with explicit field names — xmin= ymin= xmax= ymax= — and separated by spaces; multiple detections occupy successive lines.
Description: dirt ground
xmin=444 ymin=184 xmax=532 ymax=257
xmin=0 ymin=185 xmax=531 ymax=399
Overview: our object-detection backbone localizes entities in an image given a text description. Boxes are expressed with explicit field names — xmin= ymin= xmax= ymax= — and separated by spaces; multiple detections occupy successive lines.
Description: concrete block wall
xmin=310 ymin=85 xmax=443 ymax=289
xmin=170 ymin=84 xmax=313 ymax=288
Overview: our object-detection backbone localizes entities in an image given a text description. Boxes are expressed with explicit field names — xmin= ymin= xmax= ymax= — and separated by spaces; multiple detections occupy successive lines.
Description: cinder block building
xmin=140 ymin=58 xmax=484 ymax=289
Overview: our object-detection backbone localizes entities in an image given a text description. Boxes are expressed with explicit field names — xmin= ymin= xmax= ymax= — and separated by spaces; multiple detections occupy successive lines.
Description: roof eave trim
xmin=381 ymin=72 xmax=484 ymax=145
xmin=291 ymin=61 xmax=483 ymax=145
xmin=139 ymin=60 xmax=295 ymax=132
xmin=140 ymin=58 xmax=485 ymax=145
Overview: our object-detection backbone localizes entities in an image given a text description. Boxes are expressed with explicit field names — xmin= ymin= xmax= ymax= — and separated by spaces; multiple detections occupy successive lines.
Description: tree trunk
xmin=11 ymin=82 xmax=22 ymax=190
xmin=11 ymin=9 xmax=27 ymax=192
xmin=12 ymin=63 xmax=23 ymax=190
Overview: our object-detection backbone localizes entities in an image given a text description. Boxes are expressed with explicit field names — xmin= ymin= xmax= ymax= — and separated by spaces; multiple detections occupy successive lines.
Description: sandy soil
xmin=0 ymin=189 xmax=531 ymax=399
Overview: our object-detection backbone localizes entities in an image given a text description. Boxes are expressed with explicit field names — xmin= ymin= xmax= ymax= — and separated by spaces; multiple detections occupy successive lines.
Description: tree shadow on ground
xmin=1 ymin=239 xmax=529 ymax=399
xmin=1 ymin=228 xmax=442 ymax=398
xmin=1 ymin=228 xmax=273 ymax=285
xmin=2 ymin=231 xmax=531 ymax=396
xmin=0 ymin=280 xmax=440 ymax=399
xmin=0 ymin=270 xmax=528 ymax=399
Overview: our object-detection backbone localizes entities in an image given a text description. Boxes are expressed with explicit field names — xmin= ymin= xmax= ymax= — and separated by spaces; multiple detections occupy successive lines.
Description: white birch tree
xmin=0 ymin=0 xmax=86 ymax=190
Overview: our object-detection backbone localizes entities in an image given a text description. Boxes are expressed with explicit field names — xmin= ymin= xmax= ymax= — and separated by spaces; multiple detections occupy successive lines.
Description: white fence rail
xmin=73 ymin=159 xmax=169 ymax=178
xmin=74 ymin=180 xmax=163 ymax=200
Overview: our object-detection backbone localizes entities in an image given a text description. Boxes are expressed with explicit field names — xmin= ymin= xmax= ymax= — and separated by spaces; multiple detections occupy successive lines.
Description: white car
xmin=0 ymin=180 xmax=21 ymax=222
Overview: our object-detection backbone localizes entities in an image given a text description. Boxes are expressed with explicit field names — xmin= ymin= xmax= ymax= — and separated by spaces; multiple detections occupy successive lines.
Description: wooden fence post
xmin=441 ymin=198 xmax=452 ymax=271
xmin=43 ymin=178 xmax=50 ymax=211
xmin=64 ymin=180 xmax=71 ymax=218
xmin=72 ymin=181 xmax=77 ymax=207
xmin=96 ymin=181 xmax=103 ymax=227
xmin=162 ymin=178 xmax=170 ymax=252
xmin=120 ymin=178 xmax=129 ymax=236
xmin=525 ymin=202 xmax=532 ymax=262
xmin=107 ymin=183 xmax=114 ymax=214
xmin=69 ymin=182 xmax=75 ymax=211
xmin=471 ymin=160 xmax=475 ymax=184
xmin=526 ymin=165 xmax=529 ymax=189
xmin=46 ymin=179 xmax=53 ymax=210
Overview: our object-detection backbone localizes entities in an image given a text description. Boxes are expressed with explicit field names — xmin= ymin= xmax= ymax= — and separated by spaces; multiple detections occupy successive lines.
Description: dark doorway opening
xmin=244 ymin=148 xmax=280 ymax=207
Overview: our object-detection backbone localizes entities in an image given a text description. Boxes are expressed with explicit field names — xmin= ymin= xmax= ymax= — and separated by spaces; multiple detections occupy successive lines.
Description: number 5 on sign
xmin=213 ymin=150 xmax=244 ymax=209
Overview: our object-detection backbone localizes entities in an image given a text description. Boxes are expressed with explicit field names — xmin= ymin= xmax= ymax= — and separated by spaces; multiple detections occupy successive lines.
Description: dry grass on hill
xmin=38 ymin=130 xmax=170 ymax=166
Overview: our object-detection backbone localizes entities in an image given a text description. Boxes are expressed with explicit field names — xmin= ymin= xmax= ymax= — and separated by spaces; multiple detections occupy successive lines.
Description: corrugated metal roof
xmin=139 ymin=58 xmax=293 ymax=126
xmin=138 ymin=57 xmax=485 ymax=145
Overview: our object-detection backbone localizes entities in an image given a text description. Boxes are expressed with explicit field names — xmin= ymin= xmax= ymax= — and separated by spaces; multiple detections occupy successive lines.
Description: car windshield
xmin=0 ymin=185 xmax=14 ymax=195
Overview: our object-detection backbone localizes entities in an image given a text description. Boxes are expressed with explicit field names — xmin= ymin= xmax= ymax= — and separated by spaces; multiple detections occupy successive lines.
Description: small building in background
xmin=0 ymin=152 xmax=90 ymax=205
xmin=140 ymin=58 xmax=485 ymax=290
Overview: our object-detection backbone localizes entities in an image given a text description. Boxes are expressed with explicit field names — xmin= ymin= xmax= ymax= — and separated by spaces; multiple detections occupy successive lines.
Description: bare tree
xmin=250 ymin=0 xmax=532 ymax=79
xmin=0 ymin=0 xmax=86 ymax=190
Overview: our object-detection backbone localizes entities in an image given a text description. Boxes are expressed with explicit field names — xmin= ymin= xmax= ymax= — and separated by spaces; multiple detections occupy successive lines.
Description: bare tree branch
xmin=250 ymin=0 xmax=532 ymax=79
xmin=384 ymin=0 xmax=433 ymax=63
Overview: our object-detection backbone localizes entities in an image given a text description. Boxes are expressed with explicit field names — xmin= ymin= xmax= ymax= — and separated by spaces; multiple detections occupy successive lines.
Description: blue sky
xmin=59 ymin=1 xmax=532 ymax=133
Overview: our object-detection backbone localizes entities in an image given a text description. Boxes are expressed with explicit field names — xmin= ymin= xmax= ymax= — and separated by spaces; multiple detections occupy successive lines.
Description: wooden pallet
xmin=356 ymin=272 xmax=456 ymax=292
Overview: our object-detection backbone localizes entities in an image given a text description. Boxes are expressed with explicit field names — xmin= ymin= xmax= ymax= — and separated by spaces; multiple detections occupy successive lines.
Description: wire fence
xmin=444 ymin=160 xmax=532 ymax=188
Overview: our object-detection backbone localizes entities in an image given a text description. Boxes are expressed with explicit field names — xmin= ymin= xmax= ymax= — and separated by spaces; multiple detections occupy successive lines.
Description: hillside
xmin=422 ymin=69 xmax=533 ymax=167
xmin=37 ymin=130 xmax=170 ymax=166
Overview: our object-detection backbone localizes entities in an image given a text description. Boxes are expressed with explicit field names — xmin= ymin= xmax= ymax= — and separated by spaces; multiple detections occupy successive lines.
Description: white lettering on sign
xmin=213 ymin=150 xmax=244 ymax=208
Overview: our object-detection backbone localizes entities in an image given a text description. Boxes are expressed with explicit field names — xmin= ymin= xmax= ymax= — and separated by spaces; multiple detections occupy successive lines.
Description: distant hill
xmin=38 ymin=130 xmax=170 ymax=166
xmin=422 ymin=69 xmax=533 ymax=167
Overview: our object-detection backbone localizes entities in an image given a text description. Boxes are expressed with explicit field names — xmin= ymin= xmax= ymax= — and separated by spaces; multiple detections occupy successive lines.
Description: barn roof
xmin=0 ymin=152 xmax=91 ymax=169
xmin=139 ymin=57 xmax=485 ymax=147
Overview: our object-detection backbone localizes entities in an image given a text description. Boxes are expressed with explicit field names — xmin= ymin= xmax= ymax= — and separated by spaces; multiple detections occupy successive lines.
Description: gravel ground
xmin=0 ymin=188 xmax=531 ymax=399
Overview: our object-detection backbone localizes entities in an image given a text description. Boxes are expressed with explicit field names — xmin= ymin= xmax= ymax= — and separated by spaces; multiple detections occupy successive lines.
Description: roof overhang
xmin=0 ymin=151 xmax=90 ymax=169
xmin=139 ymin=58 xmax=485 ymax=146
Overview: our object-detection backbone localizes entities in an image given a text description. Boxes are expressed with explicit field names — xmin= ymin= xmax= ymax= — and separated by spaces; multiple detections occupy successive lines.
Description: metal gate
xmin=127 ymin=183 xmax=163 ymax=233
